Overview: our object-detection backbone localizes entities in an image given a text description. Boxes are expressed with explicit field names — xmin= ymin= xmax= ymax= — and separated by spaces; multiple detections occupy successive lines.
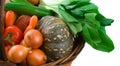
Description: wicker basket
xmin=0 ymin=0 xmax=85 ymax=66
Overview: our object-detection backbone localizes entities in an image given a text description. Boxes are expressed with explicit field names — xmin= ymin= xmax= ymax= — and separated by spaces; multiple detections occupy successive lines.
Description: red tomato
xmin=4 ymin=25 xmax=23 ymax=45
xmin=4 ymin=45 xmax=11 ymax=55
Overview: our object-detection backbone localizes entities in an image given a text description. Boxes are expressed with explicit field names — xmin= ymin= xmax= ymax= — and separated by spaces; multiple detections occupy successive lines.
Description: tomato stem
xmin=4 ymin=33 xmax=14 ymax=46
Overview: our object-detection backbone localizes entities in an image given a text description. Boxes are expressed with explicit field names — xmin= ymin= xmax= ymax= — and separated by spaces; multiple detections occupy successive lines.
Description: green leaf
xmin=63 ymin=1 xmax=114 ymax=26
xmin=77 ymin=3 xmax=99 ymax=13
xmin=58 ymin=5 xmax=82 ymax=35
xmin=58 ymin=5 xmax=78 ymax=22
xmin=82 ymin=13 xmax=101 ymax=44
xmin=63 ymin=3 xmax=99 ymax=19
xmin=96 ymin=15 xmax=114 ymax=26
xmin=67 ymin=22 xmax=82 ymax=35
xmin=82 ymin=23 xmax=101 ymax=44
xmin=84 ymin=13 xmax=100 ymax=28
xmin=82 ymin=13 xmax=114 ymax=52
xmin=97 ymin=27 xmax=114 ymax=52
xmin=83 ymin=13 xmax=101 ymax=42
xmin=61 ymin=0 xmax=90 ymax=9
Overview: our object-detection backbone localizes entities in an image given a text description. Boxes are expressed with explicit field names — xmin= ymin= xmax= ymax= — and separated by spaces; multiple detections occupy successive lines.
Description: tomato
xmin=24 ymin=29 xmax=43 ymax=49
xmin=4 ymin=25 xmax=23 ymax=45
xmin=4 ymin=45 xmax=11 ymax=55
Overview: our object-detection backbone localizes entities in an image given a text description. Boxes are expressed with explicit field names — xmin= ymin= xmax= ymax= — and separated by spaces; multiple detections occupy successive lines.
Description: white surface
xmin=72 ymin=0 xmax=120 ymax=66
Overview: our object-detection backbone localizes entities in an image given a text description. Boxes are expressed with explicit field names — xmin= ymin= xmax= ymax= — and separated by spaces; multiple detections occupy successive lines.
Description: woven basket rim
xmin=0 ymin=42 xmax=85 ymax=66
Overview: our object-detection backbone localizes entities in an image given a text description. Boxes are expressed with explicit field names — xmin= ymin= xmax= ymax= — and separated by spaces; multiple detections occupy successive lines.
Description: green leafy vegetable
xmin=81 ymin=13 xmax=114 ymax=52
xmin=63 ymin=1 xmax=114 ymax=26
xmin=39 ymin=0 xmax=114 ymax=52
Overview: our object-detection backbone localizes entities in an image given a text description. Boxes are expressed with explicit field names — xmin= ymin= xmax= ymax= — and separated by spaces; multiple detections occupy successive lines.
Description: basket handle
xmin=0 ymin=0 xmax=7 ymax=61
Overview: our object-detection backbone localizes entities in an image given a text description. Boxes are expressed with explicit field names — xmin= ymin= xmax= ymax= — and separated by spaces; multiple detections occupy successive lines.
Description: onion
xmin=24 ymin=29 xmax=43 ymax=49
xmin=27 ymin=49 xmax=47 ymax=66
xmin=7 ymin=45 xmax=29 ymax=63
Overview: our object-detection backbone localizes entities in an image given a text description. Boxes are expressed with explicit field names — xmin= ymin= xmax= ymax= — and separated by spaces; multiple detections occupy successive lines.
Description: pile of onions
xmin=7 ymin=29 xmax=47 ymax=66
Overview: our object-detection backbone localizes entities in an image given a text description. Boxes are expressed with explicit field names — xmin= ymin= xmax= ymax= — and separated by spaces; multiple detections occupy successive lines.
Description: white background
xmin=72 ymin=0 xmax=120 ymax=66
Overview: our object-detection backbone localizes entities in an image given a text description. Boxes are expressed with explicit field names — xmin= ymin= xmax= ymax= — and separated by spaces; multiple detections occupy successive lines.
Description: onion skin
xmin=24 ymin=29 xmax=43 ymax=49
xmin=27 ymin=49 xmax=47 ymax=66
xmin=20 ymin=40 xmax=27 ymax=47
xmin=7 ymin=45 xmax=29 ymax=63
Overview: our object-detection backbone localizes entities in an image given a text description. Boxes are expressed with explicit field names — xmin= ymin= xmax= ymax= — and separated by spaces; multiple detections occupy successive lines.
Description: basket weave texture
xmin=0 ymin=0 xmax=85 ymax=66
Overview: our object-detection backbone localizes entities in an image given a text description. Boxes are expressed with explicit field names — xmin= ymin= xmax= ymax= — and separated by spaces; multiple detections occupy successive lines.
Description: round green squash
xmin=36 ymin=16 xmax=74 ymax=62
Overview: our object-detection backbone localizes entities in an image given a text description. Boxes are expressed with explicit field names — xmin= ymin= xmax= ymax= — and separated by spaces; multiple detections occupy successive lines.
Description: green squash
xmin=36 ymin=16 xmax=74 ymax=62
